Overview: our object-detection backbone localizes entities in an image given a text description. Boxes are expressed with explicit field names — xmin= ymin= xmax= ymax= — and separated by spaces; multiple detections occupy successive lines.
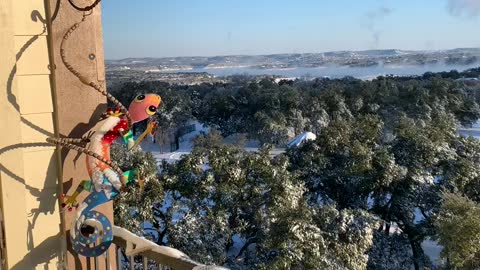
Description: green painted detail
xmin=123 ymin=130 xmax=133 ymax=144
xmin=123 ymin=170 xmax=137 ymax=184
xmin=82 ymin=181 xmax=92 ymax=192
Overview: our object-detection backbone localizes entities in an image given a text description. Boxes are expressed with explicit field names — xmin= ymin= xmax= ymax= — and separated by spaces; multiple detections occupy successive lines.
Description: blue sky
xmin=101 ymin=0 xmax=480 ymax=59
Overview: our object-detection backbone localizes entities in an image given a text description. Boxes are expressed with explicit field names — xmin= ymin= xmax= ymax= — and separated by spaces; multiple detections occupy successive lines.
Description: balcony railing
xmin=113 ymin=226 xmax=228 ymax=270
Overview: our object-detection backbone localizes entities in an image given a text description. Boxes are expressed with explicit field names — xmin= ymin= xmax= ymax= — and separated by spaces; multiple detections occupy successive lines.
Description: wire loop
xmin=68 ymin=0 xmax=102 ymax=12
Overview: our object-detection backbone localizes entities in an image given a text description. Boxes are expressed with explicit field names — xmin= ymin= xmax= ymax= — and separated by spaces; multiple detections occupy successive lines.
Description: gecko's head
xmin=129 ymin=94 xmax=161 ymax=123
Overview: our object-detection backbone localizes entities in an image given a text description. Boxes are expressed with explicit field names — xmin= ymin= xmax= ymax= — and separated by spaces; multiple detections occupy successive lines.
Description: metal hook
xmin=82 ymin=9 xmax=93 ymax=20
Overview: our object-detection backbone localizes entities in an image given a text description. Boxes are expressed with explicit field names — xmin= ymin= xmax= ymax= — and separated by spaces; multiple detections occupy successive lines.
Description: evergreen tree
xmin=436 ymin=192 xmax=480 ymax=269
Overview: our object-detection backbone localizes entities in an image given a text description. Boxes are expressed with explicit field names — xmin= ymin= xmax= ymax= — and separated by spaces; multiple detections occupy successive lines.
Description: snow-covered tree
xmin=109 ymin=71 xmax=480 ymax=270
xmin=436 ymin=192 xmax=480 ymax=269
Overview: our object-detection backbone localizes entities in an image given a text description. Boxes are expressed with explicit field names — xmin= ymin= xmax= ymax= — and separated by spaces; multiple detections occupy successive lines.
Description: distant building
xmin=287 ymin=132 xmax=317 ymax=148
xmin=155 ymin=120 xmax=209 ymax=153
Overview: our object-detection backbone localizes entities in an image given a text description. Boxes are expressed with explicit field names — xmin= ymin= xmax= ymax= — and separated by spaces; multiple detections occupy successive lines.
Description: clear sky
xmin=101 ymin=0 xmax=480 ymax=59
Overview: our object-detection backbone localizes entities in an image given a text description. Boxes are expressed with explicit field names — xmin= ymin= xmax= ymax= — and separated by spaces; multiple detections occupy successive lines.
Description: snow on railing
xmin=113 ymin=226 xmax=229 ymax=270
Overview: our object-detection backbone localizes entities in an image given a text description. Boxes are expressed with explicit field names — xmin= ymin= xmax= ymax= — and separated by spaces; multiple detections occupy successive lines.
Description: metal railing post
xmin=129 ymin=255 xmax=134 ymax=270
xmin=117 ymin=247 xmax=123 ymax=270
xmin=113 ymin=226 xmax=229 ymax=270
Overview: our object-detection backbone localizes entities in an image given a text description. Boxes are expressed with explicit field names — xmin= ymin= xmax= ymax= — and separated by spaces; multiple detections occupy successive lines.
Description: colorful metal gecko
xmin=46 ymin=2 xmax=164 ymax=257
xmin=48 ymin=94 xmax=161 ymax=257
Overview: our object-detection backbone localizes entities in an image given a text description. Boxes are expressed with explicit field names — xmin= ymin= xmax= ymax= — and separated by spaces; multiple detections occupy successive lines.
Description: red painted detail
xmin=100 ymin=118 xmax=129 ymax=146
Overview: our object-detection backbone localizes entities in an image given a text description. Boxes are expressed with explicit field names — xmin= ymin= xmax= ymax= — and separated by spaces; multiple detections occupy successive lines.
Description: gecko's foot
xmin=101 ymin=107 xmax=124 ymax=120
xmin=60 ymin=194 xmax=79 ymax=212
xmin=118 ymin=185 xmax=127 ymax=193
xmin=138 ymin=178 xmax=145 ymax=193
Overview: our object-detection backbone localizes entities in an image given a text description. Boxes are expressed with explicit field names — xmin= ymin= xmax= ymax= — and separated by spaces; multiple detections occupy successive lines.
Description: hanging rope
xmin=60 ymin=13 xmax=133 ymax=130
xmin=67 ymin=0 xmax=102 ymax=12
xmin=58 ymin=137 xmax=90 ymax=143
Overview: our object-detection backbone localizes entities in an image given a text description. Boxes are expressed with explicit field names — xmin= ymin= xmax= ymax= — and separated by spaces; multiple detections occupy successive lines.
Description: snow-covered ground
xmin=141 ymin=121 xmax=286 ymax=164
xmin=459 ymin=120 xmax=480 ymax=139
xmin=422 ymin=240 xmax=443 ymax=265
xmin=141 ymin=121 xmax=208 ymax=163
xmin=144 ymin=145 xmax=286 ymax=164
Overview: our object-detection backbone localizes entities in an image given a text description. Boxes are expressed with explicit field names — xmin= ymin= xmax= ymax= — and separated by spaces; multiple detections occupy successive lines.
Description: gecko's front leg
xmin=61 ymin=180 xmax=92 ymax=212
xmin=127 ymin=118 xmax=158 ymax=151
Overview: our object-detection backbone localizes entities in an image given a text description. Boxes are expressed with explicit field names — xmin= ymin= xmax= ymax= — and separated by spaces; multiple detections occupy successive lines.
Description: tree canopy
xmin=111 ymin=67 xmax=480 ymax=269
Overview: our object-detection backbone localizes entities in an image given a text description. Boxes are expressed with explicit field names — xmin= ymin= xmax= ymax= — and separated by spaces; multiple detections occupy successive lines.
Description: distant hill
xmin=106 ymin=48 xmax=480 ymax=72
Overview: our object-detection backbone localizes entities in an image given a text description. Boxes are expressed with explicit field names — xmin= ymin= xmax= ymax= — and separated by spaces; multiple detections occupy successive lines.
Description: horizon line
xmin=105 ymin=47 xmax=480 ymax=61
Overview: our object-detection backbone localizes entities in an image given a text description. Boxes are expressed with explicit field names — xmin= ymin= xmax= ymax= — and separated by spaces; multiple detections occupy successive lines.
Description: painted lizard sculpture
xmin=46 ymin=6 xmax=163 ymax=257
xmin=48 ymin=93 xmax=161 ymax=257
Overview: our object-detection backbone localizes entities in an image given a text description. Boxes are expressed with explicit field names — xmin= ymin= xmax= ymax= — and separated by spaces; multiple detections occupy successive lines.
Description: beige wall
xmin=0 ymin=0 xmax=63 ymax=269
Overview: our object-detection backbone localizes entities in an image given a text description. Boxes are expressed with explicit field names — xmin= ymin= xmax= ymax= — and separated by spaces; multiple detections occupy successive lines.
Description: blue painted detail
xmin=70 ymin=179 xmax=117 ymax=257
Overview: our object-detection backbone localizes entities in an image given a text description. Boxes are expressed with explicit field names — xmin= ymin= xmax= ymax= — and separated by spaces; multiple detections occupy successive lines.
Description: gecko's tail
xmin=71 ymin=190 xmax=113 ymax=257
